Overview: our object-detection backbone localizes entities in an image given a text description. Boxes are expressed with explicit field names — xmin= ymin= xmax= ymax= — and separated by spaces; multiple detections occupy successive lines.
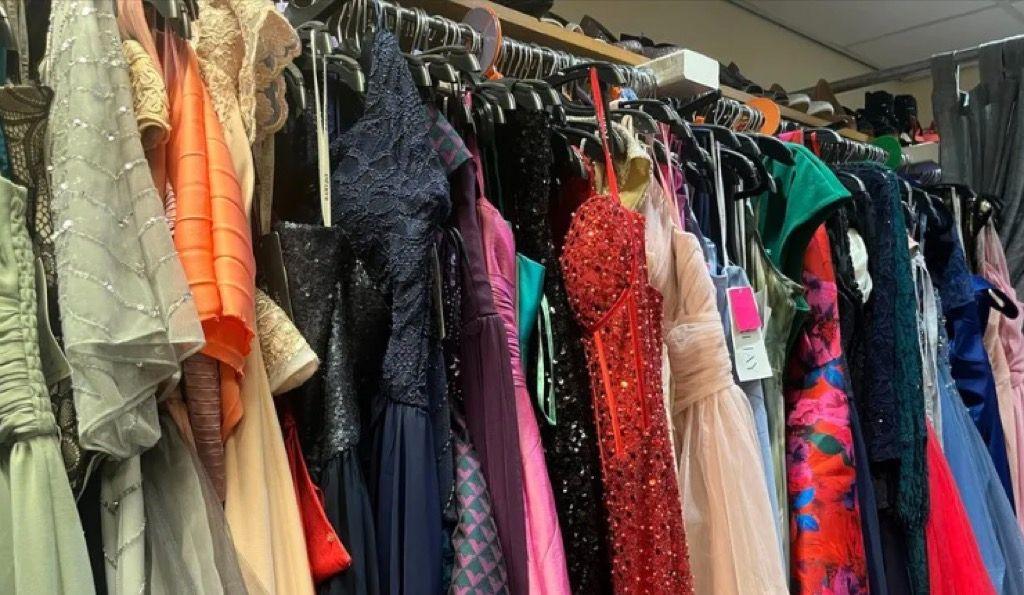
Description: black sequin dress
xmin=497 ymin=111 xmax=612 ymax=593
xmin=275 ymin=222 xmax=384 ymax=595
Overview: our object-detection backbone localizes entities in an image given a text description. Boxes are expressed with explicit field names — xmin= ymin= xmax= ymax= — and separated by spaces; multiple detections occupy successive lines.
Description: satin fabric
xmin=475 ymin=151 xmax=571 ymax=595
xmin=164 ymin=41 xmax=255 ymax=438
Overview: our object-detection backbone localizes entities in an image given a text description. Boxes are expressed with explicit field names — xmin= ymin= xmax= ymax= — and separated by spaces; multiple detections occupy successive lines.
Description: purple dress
xmin=451 ymin=158 xmax=529 ymax=594
xmin=475 ymin=162 xmax=571 ymax=593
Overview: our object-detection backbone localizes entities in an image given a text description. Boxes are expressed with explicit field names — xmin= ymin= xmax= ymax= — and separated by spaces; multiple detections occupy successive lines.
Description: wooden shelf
xmin=402 ymin=0 xmax=647 ymax=65
xmin=404 ymin=0 xmax=870 ymax=141
xmin=722 ymin=86 xmax=870 ymax=142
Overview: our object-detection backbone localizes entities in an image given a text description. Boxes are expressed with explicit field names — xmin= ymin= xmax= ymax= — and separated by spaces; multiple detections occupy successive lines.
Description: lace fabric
xmin=44 ymin=0 xmax=204 ymax=460
xmin=122 ymin=39 xmax=170 ymax=150
xmin=330 ymin=28 xmax=449 ymax=408
xmin=256 ymin=288 xmax=319 ymax=395
xmin=328 ymin=27 xmax=449 ymax=593
xmin=0 ymin=84 xmax=55 ymax=288
xmin=841 ymin=163 xmax=928 ymax=594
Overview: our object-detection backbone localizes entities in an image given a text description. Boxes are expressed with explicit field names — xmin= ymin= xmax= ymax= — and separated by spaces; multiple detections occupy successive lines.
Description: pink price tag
xmin=727 ymin=286 xmax=762 ymax=333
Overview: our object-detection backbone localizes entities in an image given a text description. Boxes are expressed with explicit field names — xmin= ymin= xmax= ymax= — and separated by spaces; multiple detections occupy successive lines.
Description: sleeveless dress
xmin=497 ymin=110 xmax=611 ymax=594
xmin=330 ymin=28 xmax=449 ymax=594
xmin=451 ymin=159 xmax=529 ymax=594
xmin=560 ymin=69 xmax=692 ymax=594
xmin=472 ymin=146 xmax=570 ymax=595
xmin=785 ymin=226 xmax=869 ymax=593
xmin=640 ymin=167 xmax=786 ymax=595
xmin=0 ymin=175 xmax=94 ymax=594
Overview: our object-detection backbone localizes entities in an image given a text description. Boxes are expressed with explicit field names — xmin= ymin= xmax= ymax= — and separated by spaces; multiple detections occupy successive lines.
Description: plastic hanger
xmin=550 ymin=128 xmax=588 ymax=180
xmin=145 ymin=0 xmax=195 ymax=39
xmin=296 ymin=22 xmax=367 ymax=96
xmin=419 ymin=55 xmax=460 ymax=85
xmin=693 ymin=124 xmax=742 ymax=151
xmin=617 ymin=98 xmax=711 ymax=172
xmin=283 ymin=62 xmax=308 ymax=113
xmin=610 ymin=108 xmax=659 ymax=136
xmin=750 ymin=133 xmax=794 ymax=165
xmin=0 ymin=5 xmax=14 ymax=53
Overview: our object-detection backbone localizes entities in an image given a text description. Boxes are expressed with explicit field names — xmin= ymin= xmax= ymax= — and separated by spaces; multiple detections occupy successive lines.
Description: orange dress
xmin=165 ymin=42 xmax=255 ymax=438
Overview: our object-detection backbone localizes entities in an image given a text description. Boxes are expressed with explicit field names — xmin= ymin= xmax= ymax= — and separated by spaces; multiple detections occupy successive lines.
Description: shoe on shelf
xmin=720 ymin=61 xmax=764 ymax=95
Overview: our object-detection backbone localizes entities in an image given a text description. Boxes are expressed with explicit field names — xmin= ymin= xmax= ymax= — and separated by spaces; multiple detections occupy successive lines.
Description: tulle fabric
xmin=44 ymin=0 xmax=204 ymax=461
xmin=669 ymin=321 xmax=790 ymax=595
xmin=143 ymin=414 xmax=248 ymax=594
xmin=641 ymin=164 xmax=786 ymax=595
xmin=924 ymin=423 xmax=996 ymax=595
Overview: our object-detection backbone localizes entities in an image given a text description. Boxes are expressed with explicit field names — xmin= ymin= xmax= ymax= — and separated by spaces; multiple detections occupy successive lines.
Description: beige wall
xmin=553 ymin=0 xmax=979 ymax=127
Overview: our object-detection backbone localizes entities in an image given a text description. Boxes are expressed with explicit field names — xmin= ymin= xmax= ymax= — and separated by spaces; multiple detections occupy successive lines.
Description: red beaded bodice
xmin=557 ymin=69 xmax=693 ymax=595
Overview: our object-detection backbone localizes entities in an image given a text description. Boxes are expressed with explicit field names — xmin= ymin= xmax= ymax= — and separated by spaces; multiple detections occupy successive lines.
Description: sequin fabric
xmin=497 ymin=111 xmax=610 ymax=593
xmin=560 ymin=185 xmax=692 ymax=593
xmin=45 ymin=0 xmax=204 ymax=460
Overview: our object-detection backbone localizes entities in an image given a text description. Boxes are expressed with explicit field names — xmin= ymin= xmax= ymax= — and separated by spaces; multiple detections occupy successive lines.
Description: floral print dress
xmin=785 ymin=225 xmax=869 ymax=593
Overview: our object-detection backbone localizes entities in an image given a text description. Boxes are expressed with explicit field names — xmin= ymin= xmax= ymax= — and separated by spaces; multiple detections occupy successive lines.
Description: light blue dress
xmin=938 ymin=291 xmax=1024 ymax=594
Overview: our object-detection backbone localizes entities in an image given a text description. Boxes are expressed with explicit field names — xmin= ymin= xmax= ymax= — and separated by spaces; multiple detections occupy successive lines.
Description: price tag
xmin=728 ymin=286 xmax=772 ymax=382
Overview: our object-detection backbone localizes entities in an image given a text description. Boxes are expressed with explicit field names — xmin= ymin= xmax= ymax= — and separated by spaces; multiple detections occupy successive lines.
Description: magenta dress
xmin=474 ymin=157 xmax=572 ymax=595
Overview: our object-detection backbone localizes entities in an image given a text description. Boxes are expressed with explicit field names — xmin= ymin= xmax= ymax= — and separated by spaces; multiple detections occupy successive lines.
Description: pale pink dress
xmin=978 ymin=222 xmax=1024 ymax=531
xmin=477 ymin=184 xmax=571 ymax=595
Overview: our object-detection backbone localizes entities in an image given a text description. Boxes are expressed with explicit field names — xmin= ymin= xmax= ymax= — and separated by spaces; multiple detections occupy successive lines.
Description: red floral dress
xmin=785 ymin=226 xmax=869 ymax=593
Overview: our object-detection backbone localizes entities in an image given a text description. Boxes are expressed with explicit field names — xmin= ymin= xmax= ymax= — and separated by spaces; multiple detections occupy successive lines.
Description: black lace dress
xmin=825 ymin=202 xmax=888 ymax=595
xmin=329 ymin=28 xmax=450 ymax=594
xmin=496 ymin=111 xmax=612 ymax=593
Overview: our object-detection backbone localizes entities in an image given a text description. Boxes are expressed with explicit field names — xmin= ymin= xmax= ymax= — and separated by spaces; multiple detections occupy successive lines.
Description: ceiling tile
xmin=846 ymin=7 xmax=1023 ymax=68
xmin=742 ymin=0 xmax=996 ymax=47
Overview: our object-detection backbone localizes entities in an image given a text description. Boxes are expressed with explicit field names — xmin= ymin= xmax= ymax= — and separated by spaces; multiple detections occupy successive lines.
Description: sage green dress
xmin=0 ymin=175 xmax=95 ymax=593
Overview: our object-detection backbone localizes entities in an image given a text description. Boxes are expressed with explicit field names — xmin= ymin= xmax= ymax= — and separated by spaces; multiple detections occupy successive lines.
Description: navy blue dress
xmin=330 ymin=28 xmax=450 ymax=594
xmin=922 ymin=199 xmax=1016 ymax=508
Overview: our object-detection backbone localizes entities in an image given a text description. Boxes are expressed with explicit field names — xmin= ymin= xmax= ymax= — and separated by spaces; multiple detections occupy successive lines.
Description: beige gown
xmin=195 ymin=2 xmax=312 ymax=593
xmin=640 ymin=171 xmax=788 ymax=595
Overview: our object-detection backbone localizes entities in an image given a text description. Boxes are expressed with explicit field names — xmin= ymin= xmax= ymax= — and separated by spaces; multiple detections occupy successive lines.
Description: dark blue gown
xmin=329 ymin=28 xmax=450 ymax=595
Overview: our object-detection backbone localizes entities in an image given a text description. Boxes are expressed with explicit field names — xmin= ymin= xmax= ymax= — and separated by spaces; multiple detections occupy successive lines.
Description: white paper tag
xmin=728 ymin=290 xmax=773 ymax=382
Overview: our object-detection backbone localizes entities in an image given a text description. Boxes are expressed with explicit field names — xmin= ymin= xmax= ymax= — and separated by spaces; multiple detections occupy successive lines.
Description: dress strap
xmin=589 ymin=67 xmax=620 ymax=204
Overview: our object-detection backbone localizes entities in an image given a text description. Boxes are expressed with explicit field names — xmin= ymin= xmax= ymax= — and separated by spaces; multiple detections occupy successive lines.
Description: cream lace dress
xmin=195 ymin=2 xmax=313 ymax=594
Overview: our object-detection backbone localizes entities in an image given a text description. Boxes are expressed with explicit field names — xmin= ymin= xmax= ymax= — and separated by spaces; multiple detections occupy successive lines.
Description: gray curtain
xmin=932 ymin=39 xmax=1024 ymax=295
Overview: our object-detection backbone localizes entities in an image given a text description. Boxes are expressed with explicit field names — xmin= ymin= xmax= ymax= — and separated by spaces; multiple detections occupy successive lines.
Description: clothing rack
xmin=288 ymin=0 xmax=657 ymax=95
xmin=798 ymin=34 xmax=1024 ymax=95
xmin=289 ymin=0 xmax=871 ymax=140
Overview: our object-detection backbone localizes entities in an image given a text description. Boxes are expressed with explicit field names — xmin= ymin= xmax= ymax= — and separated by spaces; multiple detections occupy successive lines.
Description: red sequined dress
xmin=559 ymin=69 xmax=692 ymax=594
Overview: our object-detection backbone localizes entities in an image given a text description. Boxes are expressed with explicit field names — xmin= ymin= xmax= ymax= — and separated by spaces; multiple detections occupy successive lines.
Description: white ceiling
xmin=732 ymin=0 xmax=1024 ymax=69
